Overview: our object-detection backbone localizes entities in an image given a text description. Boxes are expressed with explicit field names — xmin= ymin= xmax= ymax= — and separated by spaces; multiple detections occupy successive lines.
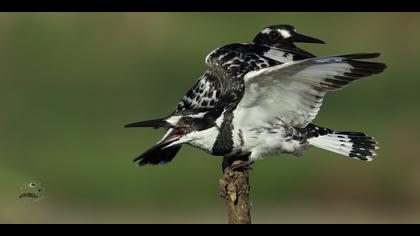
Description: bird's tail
xmin=306 ymin=124 xmax=378 ymax=161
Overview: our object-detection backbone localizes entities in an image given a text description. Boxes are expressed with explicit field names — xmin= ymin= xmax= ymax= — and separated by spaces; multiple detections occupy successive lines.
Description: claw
xmin=222 ymin=155 xmax=253 ymax=173
xmin=230 ymin=160 xmax=254 ymax=171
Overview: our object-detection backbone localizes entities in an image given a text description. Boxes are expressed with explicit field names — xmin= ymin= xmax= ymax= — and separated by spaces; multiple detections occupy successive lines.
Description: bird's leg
xmin=222 ymin=157 xmax=233 ymax=173
xmin=222 ymin=154 xmax=254 ymax=173
xmin=230 ymin=159 xmax=254 ymax=172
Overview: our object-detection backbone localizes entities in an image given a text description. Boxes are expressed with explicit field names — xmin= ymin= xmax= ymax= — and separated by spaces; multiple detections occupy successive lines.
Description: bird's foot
xmin=229 ymin=160 xmax=254 ymax=172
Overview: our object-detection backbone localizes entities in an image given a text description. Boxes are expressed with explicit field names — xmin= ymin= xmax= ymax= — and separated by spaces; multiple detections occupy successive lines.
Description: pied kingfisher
xmin=125 ymin=25 xmax=385 ymax=169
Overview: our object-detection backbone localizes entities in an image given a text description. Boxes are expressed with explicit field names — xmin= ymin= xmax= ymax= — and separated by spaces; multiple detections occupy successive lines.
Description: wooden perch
xmin=219 ymin=157 xmax=252 ymax=224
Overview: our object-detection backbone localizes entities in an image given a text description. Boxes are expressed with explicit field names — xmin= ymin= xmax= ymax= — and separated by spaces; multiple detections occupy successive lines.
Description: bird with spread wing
xmin=125 ymin=25 xmax=386 ymax=169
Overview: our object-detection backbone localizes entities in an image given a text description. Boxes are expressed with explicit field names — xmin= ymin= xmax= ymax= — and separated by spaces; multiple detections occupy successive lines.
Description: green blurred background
xmin=0 ymin=13 xmax=420 ymax=223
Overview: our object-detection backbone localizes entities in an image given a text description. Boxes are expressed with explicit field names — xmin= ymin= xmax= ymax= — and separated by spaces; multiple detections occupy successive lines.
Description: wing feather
xmin=236 ymin=53 xmax=386 ymax=128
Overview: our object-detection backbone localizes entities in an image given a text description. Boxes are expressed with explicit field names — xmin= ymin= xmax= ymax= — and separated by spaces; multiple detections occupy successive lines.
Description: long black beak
xmin=290 ymin=32 xmax=325 ymax=44
xmin=124 ymin=118 xmax=173 ymax=129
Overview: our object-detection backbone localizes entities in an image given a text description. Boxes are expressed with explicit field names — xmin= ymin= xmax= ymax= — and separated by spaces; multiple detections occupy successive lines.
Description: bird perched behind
xmin=125 ymin=25 xmax=385 ymax=169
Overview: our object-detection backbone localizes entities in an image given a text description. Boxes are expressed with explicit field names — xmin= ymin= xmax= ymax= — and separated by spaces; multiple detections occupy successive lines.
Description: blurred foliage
xmin=1 ymin=13 xmax=420 ymax=223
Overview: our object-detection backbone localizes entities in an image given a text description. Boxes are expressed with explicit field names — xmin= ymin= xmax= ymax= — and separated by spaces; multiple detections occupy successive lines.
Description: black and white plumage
xmin=303 ymin=124 xmax=378 ymax=161
xmin=228 ymin=53 xmax=385 ymax=161
xmin=253 ymin=24 xmax=324 ymax=57
xmin=126 ymin=25 xmax=324 ymax=165
xmin=125 ymin=25 xmax=385 ymax=167
xmin=174 ymin=25 xmax=324 ymax=113
xmin=143 ymin=53 xmax=384 ymax=162
xmin=176 ymin=43 xmax=313 ymax=112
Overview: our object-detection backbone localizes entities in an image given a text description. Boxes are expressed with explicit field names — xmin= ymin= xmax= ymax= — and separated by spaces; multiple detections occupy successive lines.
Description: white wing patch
xmin=236 ymin=53 xmax=386 ymax=128
xmin=263 ymin=48 xmax=295 ymax=63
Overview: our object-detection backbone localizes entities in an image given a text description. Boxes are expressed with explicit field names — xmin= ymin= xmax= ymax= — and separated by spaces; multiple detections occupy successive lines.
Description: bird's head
xmin=253 ymin=24 xmax=325 ymax=49
xmin=125 ymin=108 xmax=224 ymax=152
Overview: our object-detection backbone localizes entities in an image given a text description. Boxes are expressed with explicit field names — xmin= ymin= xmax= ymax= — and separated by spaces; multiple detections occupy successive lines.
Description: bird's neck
xmin=187 ymin=127 xmax=219 ymax=154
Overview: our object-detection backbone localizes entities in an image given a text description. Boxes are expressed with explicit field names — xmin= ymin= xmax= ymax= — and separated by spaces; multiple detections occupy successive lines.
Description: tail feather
xmin=306 ymin=124 xmax=378 ymax=161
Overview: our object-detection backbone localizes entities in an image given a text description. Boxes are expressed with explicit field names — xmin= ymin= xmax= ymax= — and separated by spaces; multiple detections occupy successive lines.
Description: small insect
xmin=18 ymin=181 xmax=45 ymax=202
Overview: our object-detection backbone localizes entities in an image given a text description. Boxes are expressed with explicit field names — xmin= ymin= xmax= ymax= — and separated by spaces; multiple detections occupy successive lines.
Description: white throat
xmin=187 ymin=127 xmax=219 ymax=153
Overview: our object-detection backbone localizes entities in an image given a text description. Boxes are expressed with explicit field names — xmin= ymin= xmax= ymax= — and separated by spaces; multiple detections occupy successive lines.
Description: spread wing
xmin=134 ymin=45 xmax=315 ymax=166
xmin=235 ymin=53 xmax=386 ymax=128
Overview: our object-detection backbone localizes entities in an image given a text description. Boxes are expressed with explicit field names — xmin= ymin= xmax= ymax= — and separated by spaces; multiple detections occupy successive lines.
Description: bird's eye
xmin=269 ymin=31 xmax=278 ymax=40
xmin=29 ymin=182 xmax=38 ymax=188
